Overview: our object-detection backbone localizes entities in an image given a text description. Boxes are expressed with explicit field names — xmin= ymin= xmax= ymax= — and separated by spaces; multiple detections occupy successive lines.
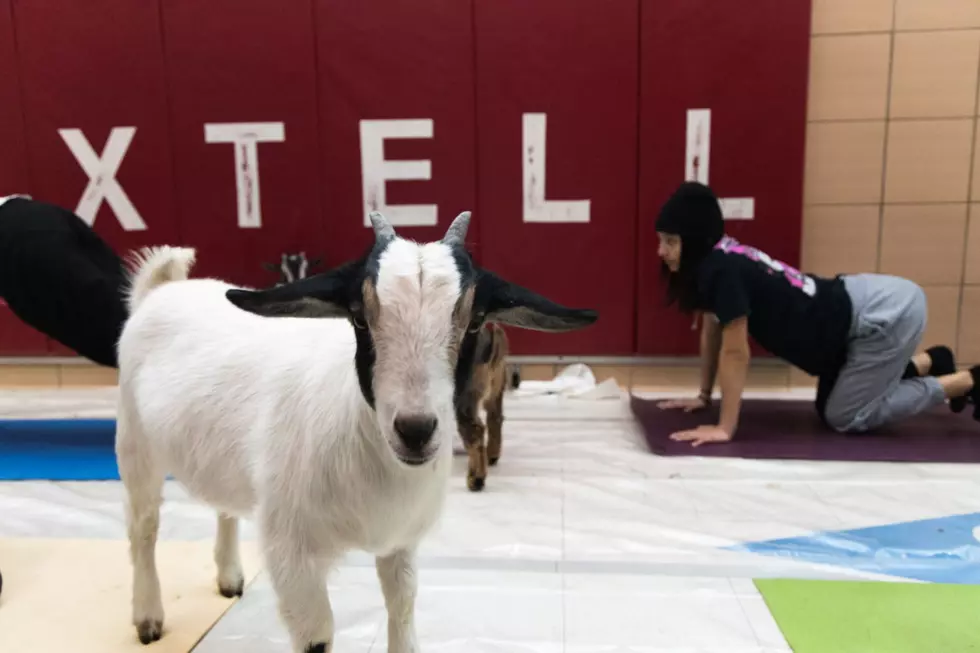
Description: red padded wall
xmin=0 ymin=1 xmax=44 ymax=355
xmin=14 ymin=0 xmax=178 ymax=253
xmin=315 ymin=0 xmax=478 ymax=265
xmin=475 ymin=0 xmax=639 ymax=355
xmin=0 ymin=0 xmax=811 ymax=358
xmin=0 ymin=302 xmax=49 ymax=356
xmin=11 ymin=0 xmax=178 ymax=356
xmin=635 ymin=0 xmax=812 ymax=356
xmin=0 ymin=0 xmax=28 ymax=198
xmin=161 ymin=0 xmax=324 ymax=287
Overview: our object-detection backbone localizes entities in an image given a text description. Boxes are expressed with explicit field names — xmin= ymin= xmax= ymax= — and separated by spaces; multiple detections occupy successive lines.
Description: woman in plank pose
xmin=654 ymin=181 xmax=979 ymax=447
xmin=0 ymin=194 xmax=129 ymax=368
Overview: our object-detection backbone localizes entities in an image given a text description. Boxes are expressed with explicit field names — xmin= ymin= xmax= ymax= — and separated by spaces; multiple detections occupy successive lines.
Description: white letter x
xmin=59 ymin=127 xmax=147 ymax=231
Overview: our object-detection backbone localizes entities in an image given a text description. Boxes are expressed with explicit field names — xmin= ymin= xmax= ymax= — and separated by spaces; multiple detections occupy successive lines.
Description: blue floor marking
xmin=0 ymin=419 xmax=119 ymax=481
xmin=728 ymin=512 xmax=980 ymax=584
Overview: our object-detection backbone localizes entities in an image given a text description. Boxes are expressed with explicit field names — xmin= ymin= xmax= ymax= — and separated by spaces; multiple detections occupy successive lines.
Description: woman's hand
xmin=657 ymin=396 xmax=710 ymax=412
xmin=669 ymin=424 xmax=732 ymax=447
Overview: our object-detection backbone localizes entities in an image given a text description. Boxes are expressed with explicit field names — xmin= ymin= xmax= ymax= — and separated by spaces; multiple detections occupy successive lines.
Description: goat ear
xmin=226 ymin=265 xmax=354 ymax=319
xmin=478 ymin=270 xmax=598 ymax=332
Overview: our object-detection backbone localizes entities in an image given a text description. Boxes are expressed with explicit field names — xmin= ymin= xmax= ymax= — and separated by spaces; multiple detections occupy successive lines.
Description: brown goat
xmin=456 ymin=322 xmax=518 ymax=491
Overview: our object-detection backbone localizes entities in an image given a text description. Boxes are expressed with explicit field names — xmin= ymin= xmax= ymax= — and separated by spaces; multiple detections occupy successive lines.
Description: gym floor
xmin=0 ymin=383 xmax=977 ymax=651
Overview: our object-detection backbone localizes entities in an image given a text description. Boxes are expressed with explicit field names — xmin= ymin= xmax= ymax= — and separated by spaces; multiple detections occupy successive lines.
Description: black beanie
xmin=655 ymin=181 xmax=724 ymax=246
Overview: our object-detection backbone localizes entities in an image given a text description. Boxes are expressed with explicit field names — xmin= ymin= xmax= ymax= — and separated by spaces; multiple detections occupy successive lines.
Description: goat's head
xmin=225 ymin=211 xmax=598 ymax=468
xmin=263 ymin=252 xmax=323 ymax=285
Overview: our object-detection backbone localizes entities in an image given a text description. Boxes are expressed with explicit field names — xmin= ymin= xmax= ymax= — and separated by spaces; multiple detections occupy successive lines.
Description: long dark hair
xmin=660 ymin=235 xmax=716 ymax=314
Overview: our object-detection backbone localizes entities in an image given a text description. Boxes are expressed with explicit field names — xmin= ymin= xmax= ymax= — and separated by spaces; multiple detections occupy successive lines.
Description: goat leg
xmin=485 ymin=390 xmax=504 ymax=466
xmin=376 ymin=548 xmax=419 ymax=653
xmin=261 ymin=508 xmax=334 ymax=653
xmin=215 ymin=513 xmax=245 ymax=597
xmin=116 ymin=409 xmax=166 ymax=646
xmin=458 ymin=412 xmax=488 ymax=492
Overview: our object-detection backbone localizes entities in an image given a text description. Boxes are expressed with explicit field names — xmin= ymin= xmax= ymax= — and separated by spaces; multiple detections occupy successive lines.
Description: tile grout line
xmin=874 ymin=0 xmax=899 ymax=273
xmin=729 ymin=576 xmax=770 ymax=650
xmin=330 ymin=552 xmax=911 ymax=580
xmin=809 ymin=116 xmax=980 ymax=124
xmin=805 ymin=200 xmax=977 ymax=207
xmin=954 ymin=41 xmax=980 ymax=355
xmin=813 ymin=25 xmax=980 ymax=38
xmin=560 ymin=383 xmax=569 ymax=653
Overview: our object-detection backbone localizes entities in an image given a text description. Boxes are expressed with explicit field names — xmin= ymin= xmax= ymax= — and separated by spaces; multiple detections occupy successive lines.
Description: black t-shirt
xmin=696 ymin=236 xmax=852 ymax=377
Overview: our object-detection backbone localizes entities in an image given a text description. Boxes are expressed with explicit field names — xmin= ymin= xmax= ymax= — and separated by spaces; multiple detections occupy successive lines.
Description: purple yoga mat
xmin=630 ymin=395 xmax=980 ymax=462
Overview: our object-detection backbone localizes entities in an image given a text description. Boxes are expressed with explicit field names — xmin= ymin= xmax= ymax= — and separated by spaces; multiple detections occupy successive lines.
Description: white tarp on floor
xmin=2 ymin=370 xmax=979 ymax=651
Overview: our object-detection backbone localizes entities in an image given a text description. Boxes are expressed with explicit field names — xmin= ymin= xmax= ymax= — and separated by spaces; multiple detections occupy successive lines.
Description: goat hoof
xmin=467 ymin=476 xmax=485 ymax=492
xmin=488 ymin=456 xmax=499 ymax=466
xmin=137 ymin=619 xmax=163 ymax=645
xmin=218 ymin=577 xmax=244 ymax=598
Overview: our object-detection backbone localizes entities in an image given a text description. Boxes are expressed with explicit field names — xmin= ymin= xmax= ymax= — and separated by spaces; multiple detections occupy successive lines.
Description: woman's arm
xmin=658 ymin=314 xmax=722 ymax=411
xmin=669 ymin=314 xmax=750 ymax=447
xmin=699 ymin=313 xmax=723 ymax=403
xmin=716 ymin=316 xmax=751 ymax=436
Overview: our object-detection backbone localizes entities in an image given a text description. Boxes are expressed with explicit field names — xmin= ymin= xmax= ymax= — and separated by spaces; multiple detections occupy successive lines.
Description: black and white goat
xmin=263 ymin=251 xmax=323 ymax=285
xmin=114 ymin=211 xmax=598 ymax=653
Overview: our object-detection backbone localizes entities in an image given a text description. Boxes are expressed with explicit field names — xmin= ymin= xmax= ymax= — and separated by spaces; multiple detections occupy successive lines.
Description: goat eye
xmin=349 ymin=305 xmax=367 ymax=330
xmin=467 ymin=313 xmax=486 ymax=333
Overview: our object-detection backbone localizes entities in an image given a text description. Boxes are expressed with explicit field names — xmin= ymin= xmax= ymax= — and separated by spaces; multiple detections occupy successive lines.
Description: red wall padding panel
xmin=315 ymin=0 xmax=478 ymax=264
xmin=0 ymin=0 xmax=28 ymax=198
xmin=0 ymin=0 xmax=811 ymax=358
xmin=0 ymin=303 xmax=49 ymax=356
xmin=635 ymin=0 xmax=812 ymax=356
xmin=13 ymin=0 xmax=179 ymax=253
xmin=0 ymin=1 xmax=44 ymax=355
xmin=161 ymin=0 xmax=324 ymax=288
xmin=475 ymin=0 xmax=639 ymax=355
xmin=12 ymin=0 xmax=179 ymax=356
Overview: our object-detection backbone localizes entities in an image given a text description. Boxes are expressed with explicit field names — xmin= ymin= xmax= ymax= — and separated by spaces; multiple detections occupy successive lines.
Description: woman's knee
xmin=821 ymin=393 xmax=859 ymax=432
xmin=824 ymin=404 xmax=873 ymax=433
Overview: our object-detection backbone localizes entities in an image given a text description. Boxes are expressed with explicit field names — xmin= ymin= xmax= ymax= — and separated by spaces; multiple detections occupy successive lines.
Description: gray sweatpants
xmin=823 ymin=273 xmax=946 ymax=433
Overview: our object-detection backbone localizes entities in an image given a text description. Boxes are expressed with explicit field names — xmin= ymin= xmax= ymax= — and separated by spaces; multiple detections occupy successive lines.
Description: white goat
xmin=114 ymin=211 xmax=598 ymax=653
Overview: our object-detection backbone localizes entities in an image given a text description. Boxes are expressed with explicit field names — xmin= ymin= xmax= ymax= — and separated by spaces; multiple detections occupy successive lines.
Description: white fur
xmin=371 ymin=239 xmax=463 ymax=459
xmin=116 ymin=242 xmax=463 ymax=653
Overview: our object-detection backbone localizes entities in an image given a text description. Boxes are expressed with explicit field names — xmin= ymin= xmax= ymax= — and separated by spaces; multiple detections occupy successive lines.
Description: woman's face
xmin=657 ymin=232 xmax=682 ymax=272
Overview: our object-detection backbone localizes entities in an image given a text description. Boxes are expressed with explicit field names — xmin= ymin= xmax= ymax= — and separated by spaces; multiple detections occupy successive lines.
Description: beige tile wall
xmin=804 ymin=1 xmax=980 ymax=364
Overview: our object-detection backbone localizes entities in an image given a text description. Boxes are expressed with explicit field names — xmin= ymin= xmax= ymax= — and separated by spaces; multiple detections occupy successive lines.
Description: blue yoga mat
xmin=0 ymin=419 xmax=119 ymax=480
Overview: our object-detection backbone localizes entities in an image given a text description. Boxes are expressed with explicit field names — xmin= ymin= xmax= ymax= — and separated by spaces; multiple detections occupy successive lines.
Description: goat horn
xmin=442 ymin=211 xmax=471 ymax=246
xmin=368 ymin=211 xmax=395 ymax=242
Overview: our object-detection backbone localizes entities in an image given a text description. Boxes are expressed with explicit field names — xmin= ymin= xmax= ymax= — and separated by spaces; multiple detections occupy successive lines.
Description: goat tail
xmin=124 ymin=245 xmax=197 ymax=312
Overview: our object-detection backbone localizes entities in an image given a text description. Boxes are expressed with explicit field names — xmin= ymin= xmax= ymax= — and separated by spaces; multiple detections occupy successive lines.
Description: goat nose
xmin=393 ymin=414 xmax=438 ymax=451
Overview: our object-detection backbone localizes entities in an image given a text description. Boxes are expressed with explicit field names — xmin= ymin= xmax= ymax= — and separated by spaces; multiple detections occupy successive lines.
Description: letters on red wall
xmin=475 ymin=0 xmax=639 ymax=356
xmin=635 ymin=0 xmax=812 ymax=356
xmin=162 ymin=0 xmax=325 ymax=285
xmin=0 ymin=0 xmax=811 ymax=358
xmin=15 ymin=0 xmax=179 ymax=253
xmin=316 ymin=0 xmax=479 ymax=267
